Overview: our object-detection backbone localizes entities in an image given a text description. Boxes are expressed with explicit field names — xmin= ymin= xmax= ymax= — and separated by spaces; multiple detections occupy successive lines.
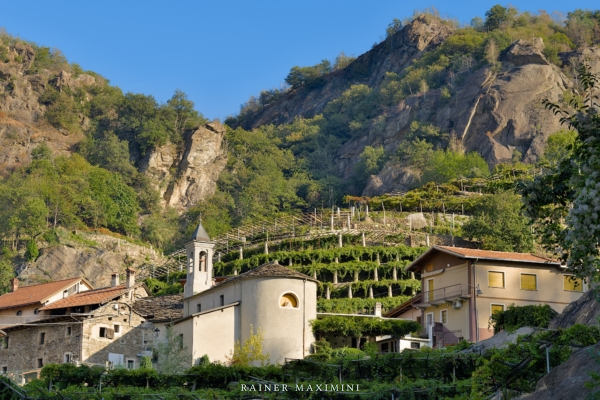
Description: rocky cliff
xmin=237 ymin=15 xmax=454 ymax=130
xmin=139 ymin=121 xmax=227 ymax=211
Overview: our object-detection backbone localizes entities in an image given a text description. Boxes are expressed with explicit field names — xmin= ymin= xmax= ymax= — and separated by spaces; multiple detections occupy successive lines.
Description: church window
xmin=199 ymin=251 xmax=207 ymax=272
xmin=280 ymin=293 xmax=298 ymax=308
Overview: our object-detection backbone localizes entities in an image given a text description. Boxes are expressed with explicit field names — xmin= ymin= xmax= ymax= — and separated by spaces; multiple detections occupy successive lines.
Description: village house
xmin=170 ymin=223 xmax=318 ymax=365
xmin=387 ymin=246 xmax=587 ymax=346
xmin=0 ymin=269 xmax=151 ymax=374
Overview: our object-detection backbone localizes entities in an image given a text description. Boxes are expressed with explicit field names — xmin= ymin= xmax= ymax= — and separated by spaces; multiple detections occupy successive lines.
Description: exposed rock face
xmin=140 ymin=121 xmax=227 ymax=211
xmin=518 ymin=343 xmax=600 ymax=399
xmin=238 ymin=15 xmax=454 ymax=129
xmin=0 ymin=43 xmax=83 ymax=176
xmin=17 ymin=233 xmax=164 ymax=288
xmin=549 ymin=288 xmax=600 ymax=329
xmin=356 ymin=41 xmax=599 ymax=195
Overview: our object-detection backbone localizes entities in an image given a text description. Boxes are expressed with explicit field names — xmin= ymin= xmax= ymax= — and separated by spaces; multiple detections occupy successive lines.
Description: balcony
xmin=415 ymin=283 xmax=472 ymax=308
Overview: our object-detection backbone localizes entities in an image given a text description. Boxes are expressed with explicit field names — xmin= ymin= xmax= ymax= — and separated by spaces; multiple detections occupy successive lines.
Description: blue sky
xmin=2 ymin=1 xmax=598 ymax=120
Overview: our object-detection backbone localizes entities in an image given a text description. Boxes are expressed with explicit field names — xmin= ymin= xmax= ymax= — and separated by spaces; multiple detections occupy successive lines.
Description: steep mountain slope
xmin=237 ymin=16 xmax=454 ymax=130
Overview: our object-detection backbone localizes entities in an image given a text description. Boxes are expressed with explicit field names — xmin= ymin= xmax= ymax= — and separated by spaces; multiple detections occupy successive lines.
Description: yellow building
xmin=396 ymin=246 xmax=586 ymax=345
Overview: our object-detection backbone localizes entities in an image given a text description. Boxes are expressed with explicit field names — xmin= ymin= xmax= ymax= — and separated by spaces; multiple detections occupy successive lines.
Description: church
xmin=170 ymin=223 xmax=318 ymax=365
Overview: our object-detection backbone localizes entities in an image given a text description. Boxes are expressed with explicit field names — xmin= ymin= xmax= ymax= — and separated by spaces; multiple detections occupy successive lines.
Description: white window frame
xmin=64 ymin=352 xmax=73 ymax=363
xmin=440 ymin=309 xmax=448 ymax=324
xmin=279 ymin=291 xmax=300 ymax=309
xmin=113 ymin=324 xmax=121 ymax=335
xmin=563 ymin=274 xmax=584 ymax=292
xmin=520 ymin=273 xmax=538 ymax=291
xmin=487 ymin=270 xmax=505 ymax=288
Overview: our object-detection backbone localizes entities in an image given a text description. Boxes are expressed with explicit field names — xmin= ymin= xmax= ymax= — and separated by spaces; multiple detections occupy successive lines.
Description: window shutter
xmin=488 ymin=272 xmax=504 ymax=288
xmin=564 ymin=276 xmax=583 ymax=292
xmin=106 ymin=328 xmax=115 ymax=339
xmin=521 ymin=274 xmax=537 ymax=290
xmin=491 ymin=305 xmax=504 ymax=315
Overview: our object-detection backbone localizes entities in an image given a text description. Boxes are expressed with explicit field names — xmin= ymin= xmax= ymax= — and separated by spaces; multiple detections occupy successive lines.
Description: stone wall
xmin=0 ymin=321 xmax=83 ymax=372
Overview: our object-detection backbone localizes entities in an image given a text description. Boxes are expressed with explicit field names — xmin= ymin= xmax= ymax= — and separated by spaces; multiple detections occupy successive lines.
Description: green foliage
xmin=386 ymin=18 xmax=403 ymax=37
xmin=462 ymin=191 xmax=534 ymax=252
xmin=489 ymin=304 xmax=559 ymax=333
xmin=285 ymin=60 xmax=332 ymax=88
xmin=353 ymin=145 xmax=387 ymax=188
xmin=311 ymin=316 xmax=420 ymax=340
xmin=420 ymin=149 xmax=490 ymax=185
xmin=24 ymin=239 xmax=39 ymax=261
xmin=484 ymin=5 xmax=517 ymax=31
xmin=153 ymin=327 xmax=191 ymax=374
xmin=0 ymin=257 xmax=15 ymax=295
xmin=317 ymin=296 xmax=412 ymax=314
xmin=31 ymin=143 xmax=53 ymax=161
xmin=140 ymin=355 xmax=153 ymax=369
xmin=523 ymin=65 xmax=600 ymax=279
xmin=228 ymin=325 xmax=270 ymax=366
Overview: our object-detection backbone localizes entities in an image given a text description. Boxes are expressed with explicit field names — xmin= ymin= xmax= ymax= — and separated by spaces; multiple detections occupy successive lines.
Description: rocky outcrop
xmin=518 ymin=343 xmax=600 ymax=399
xmin=355 ymin=40 xmax=600 ymax=195
xmin=549 ymin=288 xmax=600 ymax=329
xmin=17 ymin=232 xmax=164 ymax=288
xmin=237 ymin=15 xmax=454 ymax=130
xmin=51 ymin=70 xmax=96 ymax=91
xmin=140 ymin=121 xmax=227 ymax=211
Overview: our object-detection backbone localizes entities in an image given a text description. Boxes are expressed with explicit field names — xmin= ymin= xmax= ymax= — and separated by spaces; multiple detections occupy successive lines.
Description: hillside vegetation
xmin=0 ymin=6 xmax=599 ymax=289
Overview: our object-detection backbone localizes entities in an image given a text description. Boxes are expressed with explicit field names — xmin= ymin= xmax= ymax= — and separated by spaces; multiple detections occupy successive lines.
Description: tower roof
xmin=191 ymin=222 xmax=210 ymax=242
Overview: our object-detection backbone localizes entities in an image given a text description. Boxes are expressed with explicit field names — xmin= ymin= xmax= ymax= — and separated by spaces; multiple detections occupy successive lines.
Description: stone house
xmin=391 ymin=246 xmax=587 ymax=346
xmin=0 ymin=269 xmax=151 ymax=373
xmin=170 ymin=223 xmax=318 ymax=365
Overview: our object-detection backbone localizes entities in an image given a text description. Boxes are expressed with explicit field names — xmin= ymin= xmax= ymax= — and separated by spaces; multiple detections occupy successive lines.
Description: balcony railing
xmin=418 ymin=283 xmax=472 ymax=307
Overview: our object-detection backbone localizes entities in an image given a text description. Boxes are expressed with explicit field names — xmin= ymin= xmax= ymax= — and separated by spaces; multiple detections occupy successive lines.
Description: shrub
xmin=25 ymin=239 xmax=39 ymax=261
xmin=490 ymin=304 xmax=558 ymax=333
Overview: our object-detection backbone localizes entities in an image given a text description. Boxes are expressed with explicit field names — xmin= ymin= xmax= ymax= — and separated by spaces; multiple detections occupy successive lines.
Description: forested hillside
xmin=0 ymin=6 xmax=599 ymax=289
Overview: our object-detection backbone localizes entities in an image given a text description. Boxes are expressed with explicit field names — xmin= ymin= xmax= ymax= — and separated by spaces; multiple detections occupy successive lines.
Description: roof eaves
xmin=170 ymin=301 xmax=240 ymax=325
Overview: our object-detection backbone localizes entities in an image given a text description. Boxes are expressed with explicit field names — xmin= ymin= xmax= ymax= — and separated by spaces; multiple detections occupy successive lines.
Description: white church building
xmin=171 ymin=223 xmax=318 ymax=365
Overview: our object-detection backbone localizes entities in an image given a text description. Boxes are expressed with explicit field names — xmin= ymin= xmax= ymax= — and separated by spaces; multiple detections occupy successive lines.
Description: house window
xmin=37 ymin=359 xmax=43 ymax=368
xmin=280 ymin=293 xmax=298 ymax=308
xmin=39 ymin=332 xmax=46 ymax=345
xmin=34 ymin=308 xmax=40 ymax=314
xmin=197 ymin=304 xmax=202 ymax=313
xmin=381 ymin=343 xmax=389 ymax=352
xmin=488 ymin=271 xmax=505 ymax=288
xmin=491 ymin=304 xmax=505 ymax=315
xmin=99 ymin=327 xmax=107 ymax=338
xmin=99 ymin=327 xmax=114 ymax=339
xmin=199 ymin=251 xmax=207 ymax=272
xmin=220 ymin=295 xmax=224 ymax=307
xmin=521 ymin=274 xmax=537 ymax=290
xmin=410 ymin=342 xmax=421 ymax=349
xmin=440 ymin=309 xmax=448 ymax=324
xmin=2 ymin=336 xmax=8 ymax=349
xmin=127 ymin=359 xmax=135 ymax=369
xmin=427 ymin=279 xmax=435 ymax=302
xmin=1 ymin=366 xmax=6 ymax=374
xmin=66 ymin=326 xmax=72 ymax=336
xmin=15 ymin=310 xmax=22 ymax=316
xmin=64 ymin=353 xmax=71 ymax=363
xmin=564 ymin=275 xmax=583 ymax=292
xmin=114 ymin=324 xmax=120 ymax=334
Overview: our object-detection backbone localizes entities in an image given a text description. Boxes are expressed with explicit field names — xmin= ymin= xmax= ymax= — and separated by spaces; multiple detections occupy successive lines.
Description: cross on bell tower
xmin=184 ymin=221 xmax=215 ymax=297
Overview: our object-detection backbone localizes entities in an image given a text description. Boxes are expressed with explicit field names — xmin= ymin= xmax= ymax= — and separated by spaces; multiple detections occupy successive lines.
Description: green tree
xmin=523 ymin=64 xmax=600 ymax=280
xmin=25 ymin=239 xmax=39 ymax=261
xmin=31 ymin=143 xmax=53 ymax=161
xmin=420 ymin=149 xmax=490 ymax=184
xmin=463 ymin=191 xmax=534 ymax=252
xmin=484 ymin=5 xmax=516 ymax=31
xmin=0 ymin=258 xmax=15 ymax=295
xmin=354 ymin=146 xmax=387 ymax=189
xmin=166 ymin=89 xmax=204 ymax=140
xmin=228 ymin=325 xmax=270 ymax=366
xmin=153 ymin=327 xmax=191 ymax=374
xmin=386 ymin=18 xmax=403 ymax=37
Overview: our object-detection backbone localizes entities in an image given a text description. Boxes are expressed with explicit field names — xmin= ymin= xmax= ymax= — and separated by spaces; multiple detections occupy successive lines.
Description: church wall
xmin=240 ymin=278 xmax=317 ymax=364
xmin=172 ymin=305 xmax=238 ymax=365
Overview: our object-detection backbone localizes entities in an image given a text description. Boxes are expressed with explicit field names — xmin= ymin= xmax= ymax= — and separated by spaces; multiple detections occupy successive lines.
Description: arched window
xmin=188 ymin=252 xmax=193 ymax=274
xmin=199 ymin=251 xmax=207 ymax=272
xmin=280 ymin=293 xmax=298 ymax=308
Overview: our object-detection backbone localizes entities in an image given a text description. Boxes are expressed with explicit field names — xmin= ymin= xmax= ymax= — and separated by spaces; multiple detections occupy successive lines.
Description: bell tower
xmin=184 ymin=222 xmax=215 ymax=298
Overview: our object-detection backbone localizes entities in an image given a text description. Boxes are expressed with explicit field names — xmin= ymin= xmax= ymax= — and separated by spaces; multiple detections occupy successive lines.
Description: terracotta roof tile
xmin=0 ymin=278 xmax=83 ymax=311
xmin=407 ymin=246 xmax=561 ymax=272
xmin=39 ymin=285 xmax=129 ymax=310
xmin=133 ymin=294 xmax=184 ymax=321
xmin=435 ymin=246 xmax=560 ymax=264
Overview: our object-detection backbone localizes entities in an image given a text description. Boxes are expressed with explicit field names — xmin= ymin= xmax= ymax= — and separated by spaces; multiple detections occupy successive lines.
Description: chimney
xmin=125 ymin=268 xmax=136 ymax=289
xmin=111 ymin=273 xmax=119 ymax=287
xmin=10 ymin=278 xmax=18 ymax=292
